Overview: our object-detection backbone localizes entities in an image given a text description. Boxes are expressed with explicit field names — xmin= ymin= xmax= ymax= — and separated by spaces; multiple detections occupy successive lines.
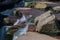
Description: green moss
xmin=28 ymin=16 xmax=35 ymax=23
xmin=6 ymin=33 xmax=13 ymax=40
xmin=25 ymin=2 xmax=36 ymax=8
xmin=40 ymin=20 xmax=60 ymax=36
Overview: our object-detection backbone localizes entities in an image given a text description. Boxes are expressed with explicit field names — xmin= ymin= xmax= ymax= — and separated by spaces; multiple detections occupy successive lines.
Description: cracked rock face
xmin=17 ymin=32 xmax=58 ymax=40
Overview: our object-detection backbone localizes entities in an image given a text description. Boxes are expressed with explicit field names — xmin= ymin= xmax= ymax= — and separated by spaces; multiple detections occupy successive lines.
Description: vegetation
xmin=25 ymin=2 xmax=36 ymax=8
xmin=28 ymin=16 xmax=35 ymax=23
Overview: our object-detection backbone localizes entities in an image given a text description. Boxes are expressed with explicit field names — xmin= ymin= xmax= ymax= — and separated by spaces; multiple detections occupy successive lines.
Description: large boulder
xmin=35 ymin=10 xmax=60 ymax=35
xmin=17 ymin=32 xmax=58 ymax=40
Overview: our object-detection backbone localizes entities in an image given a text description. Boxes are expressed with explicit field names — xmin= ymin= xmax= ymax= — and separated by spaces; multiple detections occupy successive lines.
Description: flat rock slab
xmin=17 ymin=32 xmax=58 ymax=40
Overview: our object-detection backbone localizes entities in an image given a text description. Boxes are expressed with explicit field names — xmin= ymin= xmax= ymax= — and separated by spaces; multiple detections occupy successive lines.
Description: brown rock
xmin=17 ymin=32 xmax=58 ymax=40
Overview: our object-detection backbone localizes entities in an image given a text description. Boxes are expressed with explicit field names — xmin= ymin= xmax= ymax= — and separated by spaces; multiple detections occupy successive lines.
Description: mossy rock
xmin=40 ymin=20 xmax=60 ymax=36
xmin=6 ymin=27 xmax=18 ymax=40
xmin=6 ymin=33 xmax=13 ymax=40
xmin=26 ymin=2 xmax=36 ymax=8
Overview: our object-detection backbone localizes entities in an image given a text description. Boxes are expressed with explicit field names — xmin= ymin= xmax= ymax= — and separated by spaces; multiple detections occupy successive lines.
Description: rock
xmin=17 ymin=32 xmax=58 ymax=40
xmin=35 ymin=10 xmax=55 ymax=32
xmin=35 ymin=10 xmax=60 ymax=35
